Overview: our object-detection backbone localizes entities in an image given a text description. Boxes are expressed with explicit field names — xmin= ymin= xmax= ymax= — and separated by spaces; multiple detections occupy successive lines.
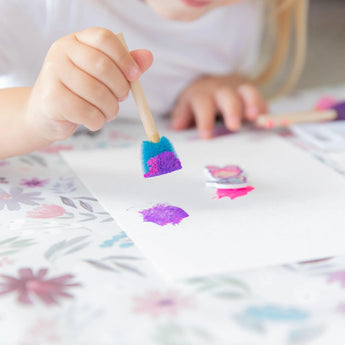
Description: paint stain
xmin=139 ymin=203 xmax=189 ymax=226
xmin=214 ymin=186 xmax=254 ymax=200
xmin=144 ymin=151 xmax=182 ymax=178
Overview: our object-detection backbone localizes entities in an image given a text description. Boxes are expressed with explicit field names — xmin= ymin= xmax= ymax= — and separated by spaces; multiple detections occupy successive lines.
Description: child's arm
xmin=0 ymin=87 xmax=51 ymax=159
xmin=0 ymin=27 xmax=153 ymax=159
xmin=171 ymin=74 xmax=267 ymax=139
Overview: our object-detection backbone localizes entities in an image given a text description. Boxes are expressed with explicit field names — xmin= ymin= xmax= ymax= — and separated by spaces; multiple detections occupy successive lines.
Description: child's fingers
xmin=130 ymin=49 xmax=154 ymax=74
xmin=190 ymin=95 xmax=217 ymax=139
xmin=237 ymin=84 xmax=267 ymax=121
xmin=42 ymin=82 xmax=105 ymax=138
xmin=214 ymin=88 xmax=243 ymax=131
xmin=75 ymin=27 xmax=141 ymax=81
xmin=62 ymin=38 xmax=130 ymax=102
xmin=60 ymin=39 xmax=129 ymax=101
xmin=56 ymin=55 xmax=119 ymax=122
xmin=171 ymin=98 xmax=194 ymax=130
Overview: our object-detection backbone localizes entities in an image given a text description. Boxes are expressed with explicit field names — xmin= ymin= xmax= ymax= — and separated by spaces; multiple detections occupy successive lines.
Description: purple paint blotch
xmin=144 ymin=151 xmax=182 ymax=178
xmin=139 ymin=203 xmax=189 ymax=226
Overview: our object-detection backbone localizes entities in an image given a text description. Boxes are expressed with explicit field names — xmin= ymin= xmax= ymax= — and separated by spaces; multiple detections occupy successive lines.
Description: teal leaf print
xmin=239 ymin=304 xmax=309 ymax=324
xmin=152 ymin=323 xmax=214 ymax=345
xmin=185 ymin=275 xmax=250 ymax=299
xmin=100 ymin=231 xmax=134 ymax=249
xmin=0 ymin=236 xmax=36 ymax=256
xmin=85 ymin=255 xmax=144 ymax=276
xmin=45 ymin=236 xmax=91 ymax=261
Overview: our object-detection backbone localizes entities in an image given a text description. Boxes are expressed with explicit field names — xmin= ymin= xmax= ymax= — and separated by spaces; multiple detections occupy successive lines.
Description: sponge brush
xmin=142 ymin=136 xmax=182 ymax=178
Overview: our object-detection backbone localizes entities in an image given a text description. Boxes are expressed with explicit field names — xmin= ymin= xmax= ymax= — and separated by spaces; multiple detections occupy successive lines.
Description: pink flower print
xmin=40 ymin=145 xmax=73 ymax=153
xmin=133 ymin=291 xmax=193 ymax=318
xmin=20 ymin=178 xmax=49 ymax=188
xmin=0 ymin=268 xmax=81 ymax=305
xmin=328 ymin=271 xmax=345 ymax=288
xmin=0 ymin=257 xmax=14 ymax=267
xmin=0 ymin=187 xmax=43 ymax=211
xmin=27 ymin=204 xmax=65 ymax=218
xmin=19 ymin=319 xmax=60 ymax=345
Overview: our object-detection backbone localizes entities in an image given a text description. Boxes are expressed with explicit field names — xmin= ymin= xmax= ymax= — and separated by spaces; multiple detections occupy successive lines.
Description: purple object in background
xmin=332 ymin=101 xmax=345 ymax=121
xmin=144 ymin=151 xmax=182 ymax=178
xmin=139 ymin=203 xmax=189 ymax=226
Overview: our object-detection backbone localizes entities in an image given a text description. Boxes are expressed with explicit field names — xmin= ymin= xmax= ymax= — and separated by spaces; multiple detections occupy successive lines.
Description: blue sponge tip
xmin=142 ymin=136 xmax=180 ymax=176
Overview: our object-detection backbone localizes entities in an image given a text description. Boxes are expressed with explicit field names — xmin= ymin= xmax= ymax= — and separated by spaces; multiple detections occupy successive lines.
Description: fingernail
xmin=118 ymin=95 xmax=128 ymax=102
xmin=171 ymin=118 xmax=184 ymax=130
xmin=227 ymin=117 xmax=240 ymax=131
xmin=200 ymin=130 xmax=213 ymax=139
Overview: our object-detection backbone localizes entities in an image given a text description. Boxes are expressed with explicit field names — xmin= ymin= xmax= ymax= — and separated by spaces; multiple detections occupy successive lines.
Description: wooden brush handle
xmin=256 ymin=109 xmax=337 ymax=128
xmin=117 ymin=33 xmax=160 ymax=143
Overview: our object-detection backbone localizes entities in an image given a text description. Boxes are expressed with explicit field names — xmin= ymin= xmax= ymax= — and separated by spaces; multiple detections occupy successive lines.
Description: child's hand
xmin=26 ymin=27 xmax=153 ymax=142
xmin=171 ymin=74 xmax=267 ymax=139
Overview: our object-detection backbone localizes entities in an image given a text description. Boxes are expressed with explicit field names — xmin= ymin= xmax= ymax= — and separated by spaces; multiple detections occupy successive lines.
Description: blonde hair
xmin=254 ymin=0 xmax=309 ymax=98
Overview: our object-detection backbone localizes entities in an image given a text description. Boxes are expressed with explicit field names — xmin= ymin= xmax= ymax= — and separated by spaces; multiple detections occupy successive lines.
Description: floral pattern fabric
xmin=0 ymin=86 xmax=345 ymax=345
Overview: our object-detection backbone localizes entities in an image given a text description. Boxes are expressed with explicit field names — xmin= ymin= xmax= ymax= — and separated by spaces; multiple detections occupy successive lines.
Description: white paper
xmin=291 ymin=121 xmax=345 ymax=151
xmin=62 ymin=132 xmax=345 ymax=281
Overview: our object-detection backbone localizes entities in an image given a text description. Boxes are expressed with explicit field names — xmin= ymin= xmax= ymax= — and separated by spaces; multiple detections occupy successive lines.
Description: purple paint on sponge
xmin=144 ymin=151 xmax=182 ymax=178
xmin=139 ymin=203 xmax=189 ymax=226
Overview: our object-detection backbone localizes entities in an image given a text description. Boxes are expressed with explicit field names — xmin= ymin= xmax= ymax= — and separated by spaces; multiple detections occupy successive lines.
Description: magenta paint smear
xmin=144 ymin=151 xmax=182 ymax=178
xmin=214 ymin=186 xmax=254 ymax=200
xmin=139 ymin=203 xmax=189 ymax=226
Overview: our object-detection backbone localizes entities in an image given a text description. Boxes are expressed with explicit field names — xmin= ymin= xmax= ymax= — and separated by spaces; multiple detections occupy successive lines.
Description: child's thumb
xmin=130 ymin=49 xmax=153 ymax=74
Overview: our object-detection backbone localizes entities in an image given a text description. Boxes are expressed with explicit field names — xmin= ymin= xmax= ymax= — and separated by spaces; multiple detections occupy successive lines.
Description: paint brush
xmin=117 ymin=33 xmax=182 ymax=178
xmin=255 ymin=101 xmax=345 ymax=129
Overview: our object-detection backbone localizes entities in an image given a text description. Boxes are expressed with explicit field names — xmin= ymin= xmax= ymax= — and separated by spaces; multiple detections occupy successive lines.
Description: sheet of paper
xmin=291 ymin=122 xmax=345 ymax=151
xmin=62 ymin=133 xmax=345 ymax=281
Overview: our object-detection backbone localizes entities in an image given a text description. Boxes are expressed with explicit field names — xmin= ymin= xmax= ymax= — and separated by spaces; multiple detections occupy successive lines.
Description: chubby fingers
xmin=63 ymin=37 xmax=131 ymax=104
xmin=172 ymin=95 xmax=217 ymax=139
xmin=237 ymin=84 xmax=267 ymax=121
xmin=191 ymin=96 xmax=217 ymax=139
xmin=76 ymin=28 xmax=141 ymax=81
xmin=171 ymin=83 xmax=267 ymax=139
xmin=44 ymin=28 xmax=153 ymax=130
xmin=46 ymin=44 xmax=119 ymax=124
xmin=214 ymin=88 xmax=243 ymax=131
xmin=39 ymin=78 xmax=105 ymax=138
xmin=66 ymin=29 xmax=153 ymax=101
xmin=171 ymin=98 xmax=194 ymax=131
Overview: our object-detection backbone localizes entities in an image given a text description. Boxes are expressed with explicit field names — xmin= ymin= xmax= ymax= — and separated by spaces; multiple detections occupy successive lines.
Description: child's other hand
xmin=26 ymin=27 xmax=153 ymax=142
xmin=171 ymin=74 xmax=267 ymax=139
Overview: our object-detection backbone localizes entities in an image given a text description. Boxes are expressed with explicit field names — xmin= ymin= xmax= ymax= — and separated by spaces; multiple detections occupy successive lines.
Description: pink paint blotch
xmin=315 ymin=96 xmax=337 ymax=111
xmin=214 ymin=186 xmax=254 ymax=200
xmin=139 ymin=203 xmax=189 ymax=226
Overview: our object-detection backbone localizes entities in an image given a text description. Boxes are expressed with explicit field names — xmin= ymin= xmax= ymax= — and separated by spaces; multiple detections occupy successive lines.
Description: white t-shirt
xmin=0 ymin=0 xmax=263 ymax=118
